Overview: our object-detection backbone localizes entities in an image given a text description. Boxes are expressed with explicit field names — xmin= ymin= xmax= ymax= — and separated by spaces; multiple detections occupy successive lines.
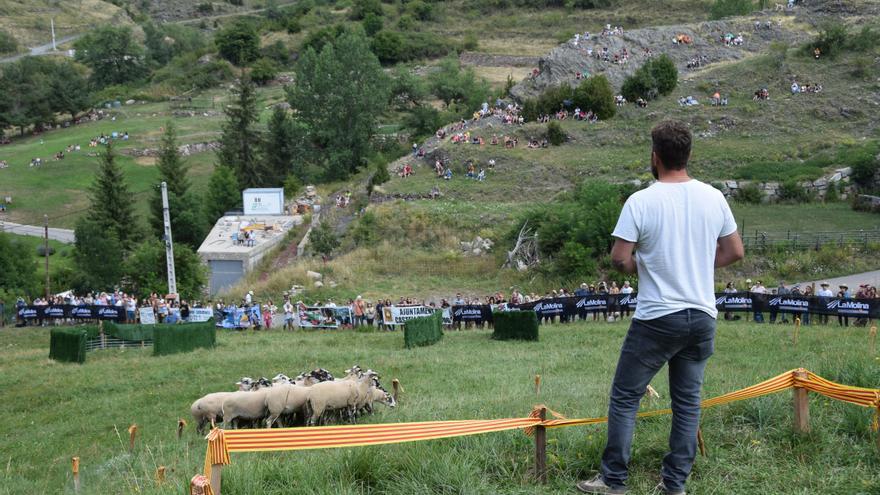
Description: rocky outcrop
xmin=510 ymin=17 xmax=810 ymax=100
xmin=719 ymin=167 xmax=855 ymax=202
xmin=121 ymin=141 xmax=220 ymax=158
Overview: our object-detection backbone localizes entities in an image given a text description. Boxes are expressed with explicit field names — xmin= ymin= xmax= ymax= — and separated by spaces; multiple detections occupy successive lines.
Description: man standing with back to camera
xmin=577 ymin=120 xmax=744 ymax=495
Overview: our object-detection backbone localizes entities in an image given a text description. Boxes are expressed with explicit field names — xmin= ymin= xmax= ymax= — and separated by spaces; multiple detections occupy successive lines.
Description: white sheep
xmin=305 ymin=372 xmax=377 ymax=425
xmin=190 ymin=377 xmax=258 ymax=433
xmin=191 ymin=392 xmax=234 ymax=434
xmin=264 ymin=383 xmax=312 ymax=428
xmin=221 ymin=388 xmax=272 ymax=429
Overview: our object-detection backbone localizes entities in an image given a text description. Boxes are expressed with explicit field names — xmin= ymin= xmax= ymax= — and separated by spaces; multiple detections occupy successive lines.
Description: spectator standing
xmin=283 ymin=299 xmax=295 ymax=331
xmin=354 ymin=296 xmax=366 ymax=327
xmin=749 ymin=280 xmax=766 ymax=323
xmin=837 ymin=284 xmax=851 ymax=327
xmin=365 ymin=303 xmax=376 ymax=327
xmin=577 ymin=120 xmax=743 ymax=495
xmin=816 ymin=282 xmax=834 ymax=325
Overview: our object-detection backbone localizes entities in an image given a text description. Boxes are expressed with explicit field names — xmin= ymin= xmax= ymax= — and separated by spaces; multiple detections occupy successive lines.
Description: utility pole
xmin=44 ymin=215 xmax=50 ymax=300
xmin=51 ymin=18 xmax=57 ymax=51
xmin=161 ymin=182 xmax=178 ymax=296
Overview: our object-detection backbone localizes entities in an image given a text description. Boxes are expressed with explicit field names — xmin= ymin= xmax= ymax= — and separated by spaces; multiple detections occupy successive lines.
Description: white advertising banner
xmin=188 ymin=308 xmax=214 ymax=323
xmin=381 ymin=305 xmax=436 ymax=326
xmin=139 ymin=307 xmax=157 ymax=325
xmin=242 ymin=188 xmax=284 ymax=215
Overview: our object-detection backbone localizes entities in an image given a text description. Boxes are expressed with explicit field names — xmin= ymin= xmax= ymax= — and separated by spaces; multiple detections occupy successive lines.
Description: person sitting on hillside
xmin=491 ymin=134 xmax=499 ymax=145
xmin=791 ymin=81 xmax=800 ymax=94
xmin=540 ymin=138 xmax=549 ymax=148
xmin=636 ymin=98 xmax=648 ymax=108
xmin=527 ymin=139 xmax=540 ymax=149
xmin=403 ymin=164 xmax=413 ymax=178
xmin=466 ymin=162 xmax=476 ymax=178
xmin=615 ymin=95 xmax=627 ymax=106
xmin=813 ymin=47 xmax=821 ymax=59
xmin=488 ymin=159 xmax=496 ymax=169
xmin=477 ymin=168 xmax=486 ymax=182
xmin=444 ymin=168 xmax=453 ymax=180
xmin=435 ymin=160 xmax=444 ymax=177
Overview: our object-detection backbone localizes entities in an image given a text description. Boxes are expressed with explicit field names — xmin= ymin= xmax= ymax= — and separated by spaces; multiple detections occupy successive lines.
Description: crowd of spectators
xmin=740 ymin=280 xmax=879 ymax=327
xmin=8 ymin=291 xmax=203 ymax=327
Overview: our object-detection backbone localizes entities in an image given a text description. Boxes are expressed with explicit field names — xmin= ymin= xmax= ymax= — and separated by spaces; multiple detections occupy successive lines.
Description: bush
xmin=152 ymin=322 xmax=216 ymax=356
xmin=362 ymin=13 xmax=383 ymax=36
xmin=808 ymin=22 xmax=847 ymax=59
xmin=351 ymin=0 xmax=383 ymax=20
xmin=650 ymin=54 xmax=678 ymax=95
xmin=406 ymin=0 xmax=434 ymax=21
xmin=620 ymin=68 xmax=655 ymax=101
xmin=0 ymin=29 xmax=18 ymax=54
xmin=461 ymin=34 xmax=479 ymax=51
xmin=49 ymin=328 xmax=87 ymax=363
xmin=709 ymin=0 xmax=756 ymax=20
xmin=215 ymin=19 xmax=260 ymax=65
xmin=371 ymin=31 xmax=406 ymax=64
xmin=778 ymin=180 xmax=812 ymax=203
xmin=546 ymin=121 xmax=566 ymax=146
xmin=572 ymin=74 xmax=615 ymax=119
xmin=249 ymin=58 xmax=279 ymax=85
xmin=404 ymin=311 xmax=443 ymax=348
xmin=492 ymin=311 xmax=539 ymax=341
xmin=736 ymin=183 xmax=764 ymax=204
xmin=621 ymin=55 xmax=677 ymax=101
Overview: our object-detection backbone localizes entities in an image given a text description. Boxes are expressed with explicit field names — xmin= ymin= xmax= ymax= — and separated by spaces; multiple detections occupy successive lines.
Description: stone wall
xmin=720 ymin=167 xmax=854 ymax=202
xmin=121 ymin=141 xmax=220 ymax=158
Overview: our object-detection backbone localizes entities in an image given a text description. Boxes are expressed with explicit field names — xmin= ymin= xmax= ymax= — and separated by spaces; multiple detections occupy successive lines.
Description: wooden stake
xmin=71 ymin=456 xmax=80 ymax=493
xmin=793 ymin=317 xmax=801 ymax=346
xmin=178 ymin=419 xmax=187 ymax=439
xmin=210 ymin=464 xmax=223 ymax=495
xmin=793 ymin=371 xmax=810 ymax=434
xmin=391 ymin=379 xmax=401 ymax=403
xmin=697 ymin=427 xmax=707 ymax=457
xmin=128 ymin=424 xmax=138 ymax=452
xmin=156 ymin=466 xmax=166 ymax=484
xmin=534 ymin=407 xmax=547 ymax=484
xmin=870 ymin=325 xmax=877 ymax=355
xmin=534 ymin=374 xmax=541 ymax=397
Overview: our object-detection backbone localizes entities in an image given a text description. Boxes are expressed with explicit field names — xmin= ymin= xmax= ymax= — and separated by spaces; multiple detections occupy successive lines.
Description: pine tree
xmin=87 ymin=142 xmax=138 ymax=250
xmin=263 ymin=106 xmax=307 ymax=186
xmin=149 ymin=123 xmax=207 ymax=249
xmin=218 ymin=75 xmax=264 ymax=189
xmin=204 ymin=164 xmax=242 ymax=222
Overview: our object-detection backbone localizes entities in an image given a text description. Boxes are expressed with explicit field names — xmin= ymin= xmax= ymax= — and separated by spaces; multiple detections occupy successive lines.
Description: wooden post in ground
xmin=793 ymin=317 xmax=801 ymax=346
xmin=870 ymin=325 xmax=877 ymax=355
xmin=793 ymin=370 xmax=810 ymax=434
xmin=697 ymin=427 xmax=707 ymax=457
xmin=534 ymin=374 xmax=541 ymax=397
xmin=534 ymin=407 xmax=547 ymax=484
xmin=128 ymin=424 xmax=138 ymax=452
xmin=210 ymin=464 xmax=223 ymax=495
xmin=392 ymin=379 xmax=401 ymax=403
xmin=71 ymin=456 xmax=80 ymax=493
xmin=156 ymin=466 xmax=166 ymax=484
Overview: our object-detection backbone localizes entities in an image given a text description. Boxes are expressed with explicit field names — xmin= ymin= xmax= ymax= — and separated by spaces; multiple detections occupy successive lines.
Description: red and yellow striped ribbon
xmin=203 ymin=369 xmax=880 ymax=477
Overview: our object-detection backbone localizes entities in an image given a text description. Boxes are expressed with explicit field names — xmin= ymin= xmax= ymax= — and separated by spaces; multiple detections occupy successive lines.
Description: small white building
xmin=197 ymin=188 xmax=302 ymax=294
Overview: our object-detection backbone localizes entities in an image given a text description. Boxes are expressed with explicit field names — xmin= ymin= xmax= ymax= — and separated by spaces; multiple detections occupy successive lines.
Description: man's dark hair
xmin=651 ymin=120 xmax=692 ymax=170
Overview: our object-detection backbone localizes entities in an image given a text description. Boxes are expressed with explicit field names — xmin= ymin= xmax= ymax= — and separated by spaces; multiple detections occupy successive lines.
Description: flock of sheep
xmin=190 ymin=366 xmax=397 ymax=433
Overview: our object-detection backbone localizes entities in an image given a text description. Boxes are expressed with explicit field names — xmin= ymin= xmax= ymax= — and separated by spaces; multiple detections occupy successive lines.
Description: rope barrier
xmin=201 ymin=368 xmax=880 ymax=490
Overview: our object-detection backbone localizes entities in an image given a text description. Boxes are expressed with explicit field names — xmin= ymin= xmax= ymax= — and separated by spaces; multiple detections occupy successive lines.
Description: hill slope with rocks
xmin=511 ymin=0 xmax=879 ymax=99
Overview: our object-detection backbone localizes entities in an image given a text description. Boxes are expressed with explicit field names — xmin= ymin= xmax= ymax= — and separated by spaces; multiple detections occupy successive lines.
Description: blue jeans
xmin=600 ymin=309 xmax=716 ymax=492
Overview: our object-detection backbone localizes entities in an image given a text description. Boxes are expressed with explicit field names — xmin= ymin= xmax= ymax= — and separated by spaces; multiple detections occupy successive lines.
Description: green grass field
xmin=1 ymin=320 xmax=878 ymax=494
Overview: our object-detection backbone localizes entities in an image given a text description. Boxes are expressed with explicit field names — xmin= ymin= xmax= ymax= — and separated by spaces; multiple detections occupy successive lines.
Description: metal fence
xmin=86 ymin=337 xmax=153 ymax=352
xmin=742 ymin=229 xmax=880 ymax=251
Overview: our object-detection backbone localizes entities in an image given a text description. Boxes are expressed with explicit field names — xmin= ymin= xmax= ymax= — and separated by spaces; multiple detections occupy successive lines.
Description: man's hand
xmin=715 ymin=231 xmax=744 ymax=268
xmin=610 ymin=238 xmax=638 ymax=274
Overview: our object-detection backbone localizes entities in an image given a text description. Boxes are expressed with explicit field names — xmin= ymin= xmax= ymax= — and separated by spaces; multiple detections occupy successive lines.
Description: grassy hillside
xmin=0 ymin=0 xmax=131 ymax=50
xmin=0 ymin=320 xmax=877 ymax=493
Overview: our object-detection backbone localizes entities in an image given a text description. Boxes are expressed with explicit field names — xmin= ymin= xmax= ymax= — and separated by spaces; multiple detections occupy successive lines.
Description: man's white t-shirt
xmin=612 ymin=180 xmax=737 ymax=320
xmin=817 ymin=288 xmax=834 ymax=297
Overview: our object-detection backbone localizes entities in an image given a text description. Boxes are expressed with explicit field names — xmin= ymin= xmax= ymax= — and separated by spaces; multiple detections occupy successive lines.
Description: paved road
xmin=0 ymin=221 xmax=75 ymax=243
xmin=800 ymin=270 xmax=880 ymax=291
xmin=0 ymin=34 xmax=80 ymax=64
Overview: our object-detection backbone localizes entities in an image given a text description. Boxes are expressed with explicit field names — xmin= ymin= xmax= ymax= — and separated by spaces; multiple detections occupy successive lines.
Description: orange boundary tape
xmin=203 ymin=368 xmax=880 ymax=478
